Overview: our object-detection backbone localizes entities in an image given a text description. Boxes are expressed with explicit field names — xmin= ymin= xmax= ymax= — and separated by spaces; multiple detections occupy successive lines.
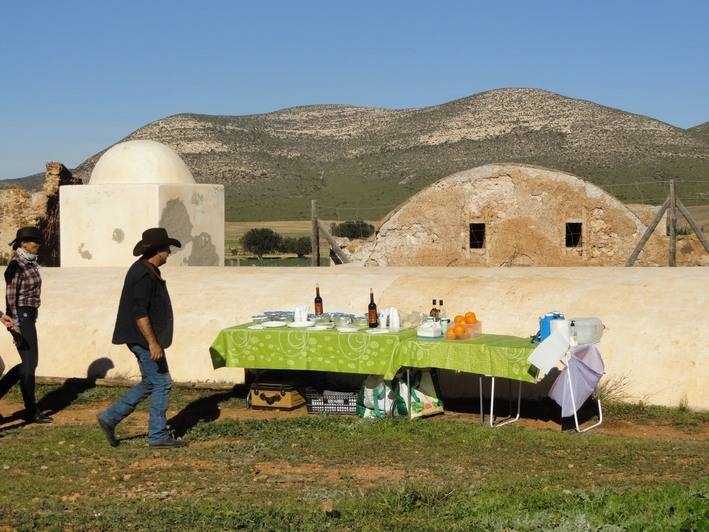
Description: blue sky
xmin=1 ymin=0 xmax=707 ymax=180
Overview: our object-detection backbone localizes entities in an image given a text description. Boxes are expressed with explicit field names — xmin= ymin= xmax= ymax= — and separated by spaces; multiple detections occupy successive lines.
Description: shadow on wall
xmin=159 ymin=198 xmax=219 ymax=265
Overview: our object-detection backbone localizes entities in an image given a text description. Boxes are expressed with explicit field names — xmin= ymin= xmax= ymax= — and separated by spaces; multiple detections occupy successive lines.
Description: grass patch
xmin=604 ymin=401 xmax=709 ymax=431
xmin=1 ymin=384 xmax=707 ymax=529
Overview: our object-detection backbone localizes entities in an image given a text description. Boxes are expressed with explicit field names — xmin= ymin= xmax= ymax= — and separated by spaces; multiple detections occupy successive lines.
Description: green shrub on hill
xmin=331 ymin=220 xmax=375 ymax=239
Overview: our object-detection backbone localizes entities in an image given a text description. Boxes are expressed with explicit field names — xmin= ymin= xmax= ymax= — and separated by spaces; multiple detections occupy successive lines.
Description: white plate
xmin=287 ymin=321 xmax=316 ymax=328
xmin=247 ymin=324 xmax=265 ymax=330
xmin=366 ymin=328 xmax=390 ymax=334
xmin=336 ymin=326 xmax=359 ymax=333
xmin=262 ymin=320 xmax=287 ymax=328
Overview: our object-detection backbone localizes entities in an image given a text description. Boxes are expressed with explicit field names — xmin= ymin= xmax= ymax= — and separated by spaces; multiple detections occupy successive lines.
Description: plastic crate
xmin=306 ymin=389 xmax=358 ymax=415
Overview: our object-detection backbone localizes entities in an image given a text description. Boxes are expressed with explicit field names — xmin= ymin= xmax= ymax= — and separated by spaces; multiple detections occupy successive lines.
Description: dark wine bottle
xmin=368 ymin=288 xmax=378 ymax=328
xmin=314 ymin=284 xmax=323 ymax=316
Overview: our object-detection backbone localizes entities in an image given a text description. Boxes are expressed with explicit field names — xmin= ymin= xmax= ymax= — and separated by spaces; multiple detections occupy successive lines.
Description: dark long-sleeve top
xmin=4 ymin=252 xmax=42 ymax=318
xmin=112 ymin=259 xmax=174 ymax=348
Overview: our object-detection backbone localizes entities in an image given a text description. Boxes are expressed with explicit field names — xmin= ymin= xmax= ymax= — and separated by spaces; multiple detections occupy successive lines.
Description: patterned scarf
xmin=17 ymin=247 xmax=37 ymax=262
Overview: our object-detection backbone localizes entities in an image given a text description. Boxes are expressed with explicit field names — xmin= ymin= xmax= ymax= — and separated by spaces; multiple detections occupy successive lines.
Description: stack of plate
xmin=287 ymin=321 xmax=316 ymax=328
xmin=262 ymin=320 xmax=287 ymax=328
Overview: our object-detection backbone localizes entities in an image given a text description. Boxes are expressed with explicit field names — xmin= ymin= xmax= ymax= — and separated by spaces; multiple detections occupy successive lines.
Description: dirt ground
xmin=1 ymin=397 xmax=706 ymax=442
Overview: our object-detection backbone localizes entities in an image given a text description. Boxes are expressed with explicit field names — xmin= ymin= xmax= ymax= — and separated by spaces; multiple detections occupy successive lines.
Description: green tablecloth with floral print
xmin=392 ymin=334 xmax=538 ymax=383
xmin=210 ymin=325 xmax=537 ymax=382
xmin=209 ymin=324 xmax=416 ymax=377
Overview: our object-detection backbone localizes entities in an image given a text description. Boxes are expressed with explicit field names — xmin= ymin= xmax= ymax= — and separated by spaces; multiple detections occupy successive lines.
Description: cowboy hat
xmin=132 ymin=227 xmax=182 ymax=256
xmin=9 ymin=226 xmax=43 ymax=248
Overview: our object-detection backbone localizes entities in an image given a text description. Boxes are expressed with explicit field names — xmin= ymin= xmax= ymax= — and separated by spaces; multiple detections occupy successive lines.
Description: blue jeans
xmin=0 ymin=307 xmax=39 ymax=418
xmin=100 ymin=344 xmax=172 ymax=443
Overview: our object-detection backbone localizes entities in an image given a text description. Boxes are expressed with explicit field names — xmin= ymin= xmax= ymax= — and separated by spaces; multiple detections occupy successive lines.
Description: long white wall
xmin=1 ymin=266 xmax=706 ymax=410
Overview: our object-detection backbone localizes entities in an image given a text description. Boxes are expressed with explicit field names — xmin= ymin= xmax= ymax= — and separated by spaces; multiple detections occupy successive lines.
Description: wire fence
xmin=316 ymin=204 xmax=395 ymax=222
xmin=603 ymin=179 xmax=709 ymax=206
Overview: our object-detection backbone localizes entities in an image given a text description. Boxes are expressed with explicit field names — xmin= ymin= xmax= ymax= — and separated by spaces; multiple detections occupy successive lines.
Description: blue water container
xmin=539 ymin=312 xmax=565 ymax=341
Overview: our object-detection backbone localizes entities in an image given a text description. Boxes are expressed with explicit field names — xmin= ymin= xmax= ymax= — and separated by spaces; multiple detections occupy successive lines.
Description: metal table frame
xmin=479 ymin=376 xmax=522 ymax=427
xmin=560 ymin=351 xmax=603 ymax=432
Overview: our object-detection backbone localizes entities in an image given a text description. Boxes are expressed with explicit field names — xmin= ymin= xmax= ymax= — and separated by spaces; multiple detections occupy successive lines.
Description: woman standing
xmin=0 ymin=226 xmax=52 ymax=424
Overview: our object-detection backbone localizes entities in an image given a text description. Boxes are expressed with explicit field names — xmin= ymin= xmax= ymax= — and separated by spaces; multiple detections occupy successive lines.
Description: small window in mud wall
xmin=469 ymin=223 xmax=485 ymax=249
xmin=565 ymin=222 xmax=583 ymax=247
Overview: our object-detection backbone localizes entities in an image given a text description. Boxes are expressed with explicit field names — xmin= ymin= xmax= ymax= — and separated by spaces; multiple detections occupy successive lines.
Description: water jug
xmin=569 ymin=317 xmax=604 ymax=345
xmin=539 ymin=311 xmax=565 ymax=341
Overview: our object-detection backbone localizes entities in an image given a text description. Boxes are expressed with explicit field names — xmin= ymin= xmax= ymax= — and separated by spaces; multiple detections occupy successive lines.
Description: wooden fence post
xmin=626 ymin=178 xmax=709 ymax=266
xmin=317 ymin=219 xmax=351 ymax=264
xmin=668 ymin=179 xmax=677 ymax=266
xmin=625 ymin=197 xmax=670 ymax=266
xmin=676 ymin=199 xmax=709 ymax=253
xmin=311 ymin=199 xmax=320 ymax=267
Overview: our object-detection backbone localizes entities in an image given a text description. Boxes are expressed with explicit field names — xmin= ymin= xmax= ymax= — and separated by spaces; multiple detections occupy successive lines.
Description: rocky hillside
xmin=688 ymin=121 xmax=709 ymax=145
xmin=12 ymin=89 xmax=709 ymax=220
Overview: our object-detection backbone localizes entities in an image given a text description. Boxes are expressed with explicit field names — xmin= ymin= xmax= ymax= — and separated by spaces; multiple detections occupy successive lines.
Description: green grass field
xmin=224 ymin=220 xmax=368 ymax=265
xmin=0 ymin=384 xmax=707 ymax=530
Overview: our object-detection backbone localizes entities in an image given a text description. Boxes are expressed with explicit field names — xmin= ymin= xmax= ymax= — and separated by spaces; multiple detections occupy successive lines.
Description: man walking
xmin=97 ymin=228 xmax=186 ymax=448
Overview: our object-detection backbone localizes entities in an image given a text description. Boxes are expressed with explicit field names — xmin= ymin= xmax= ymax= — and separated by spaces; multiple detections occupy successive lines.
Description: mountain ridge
xmin=5 ymin=88 xmax=709 ymax=221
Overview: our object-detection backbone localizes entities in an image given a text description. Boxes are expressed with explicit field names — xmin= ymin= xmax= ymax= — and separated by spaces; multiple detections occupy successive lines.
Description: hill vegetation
xmin=687 ymin=121 xmax=709 ymax=145
xmin=5 ymin=89 xmax=709 ymax=221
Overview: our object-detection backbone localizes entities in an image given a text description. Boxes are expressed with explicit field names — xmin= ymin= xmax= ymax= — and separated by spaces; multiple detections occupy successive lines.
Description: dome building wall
xmin=358 ymin=164 xmax=672 ymax=267
xmin=59 ymin=140 xmax=224 ymax=267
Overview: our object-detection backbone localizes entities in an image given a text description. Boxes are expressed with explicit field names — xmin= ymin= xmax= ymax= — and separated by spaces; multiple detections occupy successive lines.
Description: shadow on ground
xmin=1 ymin=358 xmax=114 ymax=432
xmin=167 ymin=384 xmax=250 ymax=438
xmin=37 ymin=358 xmax=115 ymax=416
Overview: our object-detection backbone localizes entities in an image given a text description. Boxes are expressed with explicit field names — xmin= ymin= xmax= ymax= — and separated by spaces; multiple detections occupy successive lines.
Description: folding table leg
xmin=478 ymin=376 xmax=484 ymax=426
xmin=406 ymin=368 xmax=411 ymax=420
xmin=489 ymin=377 xmax=521 ymax=428
xmin=566 ymin=365 xmax=603 ymax=432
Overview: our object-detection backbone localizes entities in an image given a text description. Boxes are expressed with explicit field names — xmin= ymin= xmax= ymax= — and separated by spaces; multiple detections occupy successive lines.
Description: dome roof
xmin=89 ymin=140 xmax=195 ymax=185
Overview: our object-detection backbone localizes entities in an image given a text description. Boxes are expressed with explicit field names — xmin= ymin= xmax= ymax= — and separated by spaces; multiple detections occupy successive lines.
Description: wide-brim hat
xmin=132 ymin=227 xmax=182 ymax=256
xmin=9 ymin=226 xmax=43 ymax=248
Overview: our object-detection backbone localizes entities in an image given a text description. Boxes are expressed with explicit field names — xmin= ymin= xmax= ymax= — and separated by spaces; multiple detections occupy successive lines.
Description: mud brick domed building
xmin=353 ymin=163 xmax=682 ymax=267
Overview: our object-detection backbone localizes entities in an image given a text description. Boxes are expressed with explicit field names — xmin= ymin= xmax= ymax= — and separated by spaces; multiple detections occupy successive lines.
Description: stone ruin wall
xmin=0 ymin=162 xmax=82 ymax=265
xmin=351 ymin=164 xmax=708 ymax=267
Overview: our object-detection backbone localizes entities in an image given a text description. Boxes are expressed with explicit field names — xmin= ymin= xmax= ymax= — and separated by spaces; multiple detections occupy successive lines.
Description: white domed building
xmin=60 ymin=140 xmax=224 ymax=266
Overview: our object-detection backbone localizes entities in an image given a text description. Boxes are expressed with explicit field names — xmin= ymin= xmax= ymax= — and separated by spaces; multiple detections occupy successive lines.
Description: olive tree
xmin=282 ymin=236 xmax=311 ymax=258
xmin=241 ymin=228 xmax=283 ymax=259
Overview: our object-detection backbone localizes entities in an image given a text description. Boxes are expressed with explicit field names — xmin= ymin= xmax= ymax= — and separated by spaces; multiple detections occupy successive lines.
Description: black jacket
xmin=112 ymin=259 xmax=174 ymax=348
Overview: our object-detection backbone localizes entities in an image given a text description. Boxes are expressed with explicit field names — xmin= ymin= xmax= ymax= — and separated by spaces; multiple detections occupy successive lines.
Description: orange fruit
xmin=445 ymin=329 xmax=457 ymax=340
xmin=464 ymin=311 xmax=477 ymax=324
xmin=453 ymin=324 xmax=467 ymax=336
xmin=453 ymin=315 xmax=465 ymax=325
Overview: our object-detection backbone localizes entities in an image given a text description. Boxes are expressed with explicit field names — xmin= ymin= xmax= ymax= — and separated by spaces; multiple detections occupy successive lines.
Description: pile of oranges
xmin=446 ymin=311 xmax=478 ymax=340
